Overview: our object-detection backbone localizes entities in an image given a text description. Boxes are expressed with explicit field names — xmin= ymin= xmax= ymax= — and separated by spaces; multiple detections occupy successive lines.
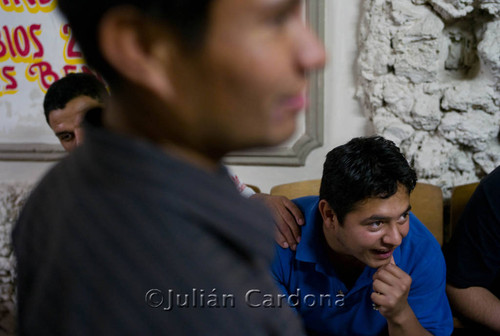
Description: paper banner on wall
xmin=0 ymin=0 xmax=94 ymax=145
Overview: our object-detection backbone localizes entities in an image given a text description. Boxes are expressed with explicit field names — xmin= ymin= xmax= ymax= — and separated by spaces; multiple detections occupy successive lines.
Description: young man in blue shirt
xmin=272 ymin=136 xmax=453 ymax=336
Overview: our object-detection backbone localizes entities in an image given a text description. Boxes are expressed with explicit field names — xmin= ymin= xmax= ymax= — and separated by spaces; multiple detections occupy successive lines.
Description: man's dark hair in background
xmin=43 ymin=73 xmax=108 ymax=152
xmin=320 ymin=136 xmax=417 ymax=224
xmin=43 ymin=73 xmax=107 ymax=124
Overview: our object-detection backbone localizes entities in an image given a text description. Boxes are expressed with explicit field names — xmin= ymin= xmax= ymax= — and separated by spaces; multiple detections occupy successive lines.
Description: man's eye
xmin=270 ymin=3 xmax=300 ymax=27
xmin=370 ymin=221 xmax=383 ymax=228
xmin=59 ymin=133 xmax=74 ymax=142
xmin=272 ymin=12 xmax=288 ymax=25
xmin=398 ymin=213 xmax=409 ymax=223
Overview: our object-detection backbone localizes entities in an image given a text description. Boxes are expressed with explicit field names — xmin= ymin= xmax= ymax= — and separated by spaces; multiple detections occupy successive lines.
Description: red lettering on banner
xmin=2 ymin=0 xmax=20 ymax=5
xmin=24 ymin=0 xmax=52 ymax=5
xmin=67 ymin=35 xmax=81 ymax=58
xmin=62 ymin=24 xmax=81 ymax=58
xmin=27 ymin=61 xmax=59 ymax=92
xmin=62 ymin=65 xmax=77 ymax=75
xmin=14 ymin=26 xmax=29 ymax=57
xmin=29 ymin=24 xmax=43 ymax=58
xmin=0 ymin=66 xmax=18 ymax=96
xmin=0 ymin=35 xmax=6 ymax=58
xmin=2 ymin=26 xmax=16 ymax=57
xmin=1 ymin=0 xmax=56 ymax=13
xmin=2 ymin=66 xmax=17 ymax=90
xmin=0 ymin=25 xmax=45 ymax=62
xmin=61 ymin=24 xmax=84 ymax=65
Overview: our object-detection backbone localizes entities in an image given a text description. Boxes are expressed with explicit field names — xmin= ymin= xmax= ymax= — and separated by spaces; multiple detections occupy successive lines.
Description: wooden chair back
xmin=245 ymin=184 xmax=261 ymax=194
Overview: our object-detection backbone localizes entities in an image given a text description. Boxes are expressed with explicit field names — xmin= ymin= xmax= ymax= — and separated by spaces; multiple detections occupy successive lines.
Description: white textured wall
xmin=0 ymin=182 xmax=33 ymax=335
xmin=357 ymin=0 xmax=500 ymax=197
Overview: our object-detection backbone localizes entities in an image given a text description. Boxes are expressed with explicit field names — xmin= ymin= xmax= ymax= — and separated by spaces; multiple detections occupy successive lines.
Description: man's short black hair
xmin=319 ymin=136 xmax=417 ymax=224
xmin=57 ymin=0 xmax=215 ymax=85
xmin=43 ymin=73 xmax=108 ymax=124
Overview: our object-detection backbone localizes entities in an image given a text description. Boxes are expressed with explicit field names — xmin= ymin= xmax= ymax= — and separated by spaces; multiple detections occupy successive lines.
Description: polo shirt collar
xmin=295 ymin=198 xmax=332 ymax=270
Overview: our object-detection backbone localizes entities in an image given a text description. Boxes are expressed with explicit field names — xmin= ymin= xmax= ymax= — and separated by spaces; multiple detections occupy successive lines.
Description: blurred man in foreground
xmin=14 ymin=0 xmax=325 ymax=334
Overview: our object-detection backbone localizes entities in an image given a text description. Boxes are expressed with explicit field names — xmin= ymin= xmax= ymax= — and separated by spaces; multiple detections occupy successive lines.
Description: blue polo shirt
xmin=271 ymin=196 xmax=453 ymax=336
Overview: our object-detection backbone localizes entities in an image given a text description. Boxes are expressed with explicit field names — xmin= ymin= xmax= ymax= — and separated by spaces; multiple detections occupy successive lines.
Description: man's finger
xmin=275 ymin=231 xmax=289 ymax=249
xmin=375 ymin=265 xmax=406 ymax=284
xmin=282 ymin=198 xmax=305 ymax=226
xmin=370 ymin=291 xmax=385 ymax=311
xmin=372 ymin=278 xmax=392 ymax=296
xmin=373 ymin=268 xmax=401 ymax=286
xmin=274 ymin=221 xmax=297 ymax=250
xmin=276 ymin=207 xmax=302 ymax=243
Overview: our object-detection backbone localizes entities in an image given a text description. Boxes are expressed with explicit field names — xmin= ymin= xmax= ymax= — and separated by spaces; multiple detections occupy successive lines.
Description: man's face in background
xmin=47 ymin=95 xmax=103 ymax=152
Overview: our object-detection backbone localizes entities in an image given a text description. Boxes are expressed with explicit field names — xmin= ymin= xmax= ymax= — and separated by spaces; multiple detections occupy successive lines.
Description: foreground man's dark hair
xmin=57 ymin=0 xmax=215 ymax=84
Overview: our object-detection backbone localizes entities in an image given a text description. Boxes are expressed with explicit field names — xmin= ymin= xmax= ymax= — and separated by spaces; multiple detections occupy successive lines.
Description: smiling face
xmin=162 ymin=0 xmax=327 ymax=154
xmin=321 ymin=184 xmax=411 ymax=270
xmin=48 ymin=95 xmax=103 ymax=152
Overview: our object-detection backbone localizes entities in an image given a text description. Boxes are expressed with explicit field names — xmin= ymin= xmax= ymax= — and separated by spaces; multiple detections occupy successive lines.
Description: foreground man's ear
xmin=319 ymin=199 xmax=338 ymax=230
xmin=98 ymin=6 xmax=176 ymax=100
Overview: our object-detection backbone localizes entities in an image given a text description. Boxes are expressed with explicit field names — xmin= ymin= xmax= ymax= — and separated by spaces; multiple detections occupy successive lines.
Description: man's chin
xmin=266 ymin=125 xmax=297 ymax=147
xmin=368 ymin=254 xmax=394 ymax=268
xmin=223 ymin=124 xmax=296 ymax=153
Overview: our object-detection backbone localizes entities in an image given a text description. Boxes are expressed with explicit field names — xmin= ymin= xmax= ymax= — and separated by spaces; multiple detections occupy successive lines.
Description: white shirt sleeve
xmin=227 ymin=169 xmax=256 ymax=198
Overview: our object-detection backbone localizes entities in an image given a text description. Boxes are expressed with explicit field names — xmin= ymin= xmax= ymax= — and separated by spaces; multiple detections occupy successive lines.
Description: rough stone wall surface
xmin=0 ymin=183 xmax=33 ymax=336
xmin=357 ymin=0 xmax=500 ymax=198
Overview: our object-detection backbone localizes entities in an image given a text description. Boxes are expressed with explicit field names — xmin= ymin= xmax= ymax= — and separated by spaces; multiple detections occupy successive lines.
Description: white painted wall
xmin=0 ymin=161 xmax=55 ymax=184
xmin=228 ymin=0 xmax=372 ymax=193
xmin=0 ymin=0 xmax=370 ymax=189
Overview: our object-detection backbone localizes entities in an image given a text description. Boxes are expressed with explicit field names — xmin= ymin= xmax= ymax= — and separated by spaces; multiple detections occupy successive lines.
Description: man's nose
xmin=75 ymin=127 xmax=85 ymax=147
xmin=383 ymin=224 xmax=403 ymax=246
xmin=295 ymin=22 xmax=327 ymax=75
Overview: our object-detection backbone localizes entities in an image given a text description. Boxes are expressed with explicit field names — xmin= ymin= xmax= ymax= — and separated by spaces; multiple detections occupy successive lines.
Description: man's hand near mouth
xmin=371 ymin=257 xmax=432 ymax=335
